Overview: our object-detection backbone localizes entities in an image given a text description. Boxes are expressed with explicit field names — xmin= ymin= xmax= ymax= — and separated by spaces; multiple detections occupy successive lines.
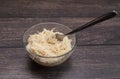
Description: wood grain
xmin=0 ymin=46 xmax=120 ymax=79
xmin=0 ymin=0 xmax=119 ymax=18
xmin=0 ymin=0 xmax=120 ymax=79
xmin=0 ymin=18 xmax=120 ymax=47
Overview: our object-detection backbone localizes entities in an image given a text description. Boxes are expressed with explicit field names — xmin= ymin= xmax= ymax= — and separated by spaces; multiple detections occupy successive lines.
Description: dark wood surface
xmin=1 ymin=46 xmax=120 ymax=79
xmin=0 ymin=0 xmax=120 ymax=18
xmin=0 ymin=0 xmax=120 ymax=79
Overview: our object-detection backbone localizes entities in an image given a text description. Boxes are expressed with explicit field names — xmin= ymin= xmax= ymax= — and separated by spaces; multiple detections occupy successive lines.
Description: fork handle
xmin=66 ymin=10 xmax=118 ymax=35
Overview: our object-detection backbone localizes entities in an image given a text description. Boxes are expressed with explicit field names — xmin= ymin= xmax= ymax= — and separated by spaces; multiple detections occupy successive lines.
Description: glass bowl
xmin=23 ymin=22 xmax=76 ymax=67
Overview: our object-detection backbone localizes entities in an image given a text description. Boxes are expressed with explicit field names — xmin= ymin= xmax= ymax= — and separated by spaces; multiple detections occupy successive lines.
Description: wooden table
xmin=0 ymin=0 xmax=120 ymax=79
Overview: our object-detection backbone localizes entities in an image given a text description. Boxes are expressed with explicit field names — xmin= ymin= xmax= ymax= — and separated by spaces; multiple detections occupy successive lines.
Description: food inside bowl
xmin=26 ymin=28 xmax=72 ymax=57
xmin=26 ymin=28 xmax=72 ymax=66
